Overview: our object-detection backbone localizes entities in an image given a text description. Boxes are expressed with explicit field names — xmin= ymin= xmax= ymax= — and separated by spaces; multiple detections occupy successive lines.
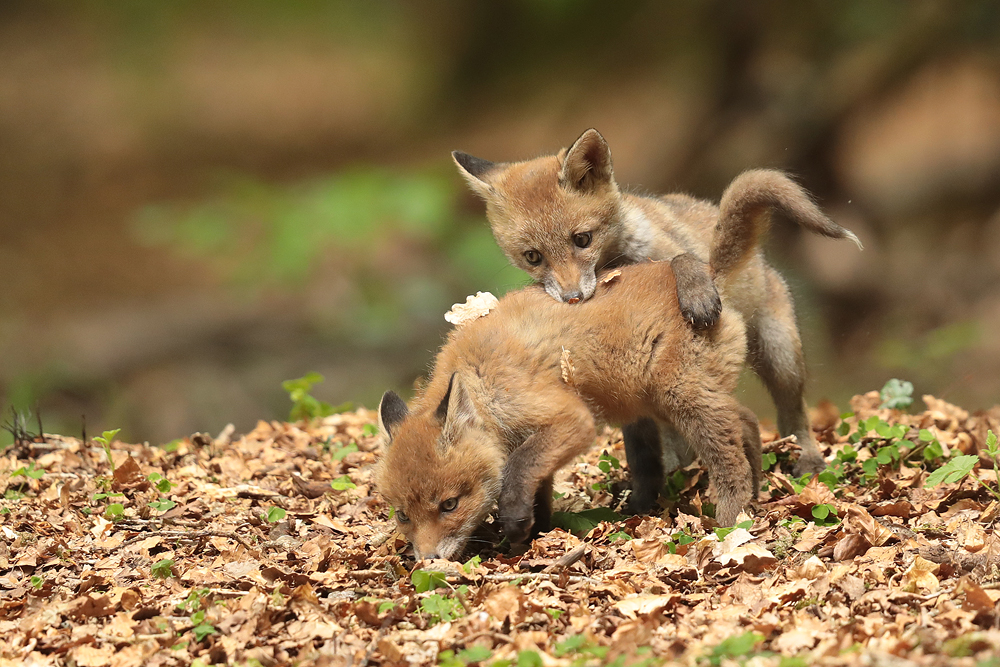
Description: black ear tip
xmin=379 ymin=391 xmax=409 ymax=437
xmin=452 ymin=152 xmax=496 ymax=178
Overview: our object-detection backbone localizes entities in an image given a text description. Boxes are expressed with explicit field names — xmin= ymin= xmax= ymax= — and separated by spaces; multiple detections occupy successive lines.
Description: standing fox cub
xmin=452 ymin=129 xmax=861 ymax=477
xmin=375 ymin=258 xmax=761 ymax=561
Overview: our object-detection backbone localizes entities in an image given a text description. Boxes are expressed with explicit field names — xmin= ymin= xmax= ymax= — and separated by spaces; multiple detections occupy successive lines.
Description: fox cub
xmin=375 ymin=257 xmax=761 ymax=561
xmin=452 ymin=129 xmax=861 ymax=479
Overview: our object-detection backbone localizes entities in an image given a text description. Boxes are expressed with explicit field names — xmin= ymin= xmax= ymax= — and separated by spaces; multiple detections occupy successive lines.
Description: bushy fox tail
xmin=709 ymin=169 xmax=862 ymax=279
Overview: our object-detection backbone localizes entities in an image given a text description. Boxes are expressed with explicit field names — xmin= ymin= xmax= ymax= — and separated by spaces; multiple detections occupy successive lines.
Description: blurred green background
xmin=2 ymin=0 xmax=999 ymax=445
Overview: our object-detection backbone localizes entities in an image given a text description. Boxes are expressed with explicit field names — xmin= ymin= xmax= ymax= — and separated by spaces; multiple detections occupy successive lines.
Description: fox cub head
xmin=373 ymin=374 xmax=504 ymax=560
xmin=453 ymin=129 xmax=625 ymax=304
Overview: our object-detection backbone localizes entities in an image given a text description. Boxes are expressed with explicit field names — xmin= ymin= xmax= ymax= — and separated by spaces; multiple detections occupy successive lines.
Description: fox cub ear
xmin=560 ymin=128 xmax=614 ymax=193
xmin=378 ymin=391 xmax=409 ymax=442
xmin=434 ymin=372 xmax=480 ymax=438
xmin=452 ymin=151 xmax=496 ymax=199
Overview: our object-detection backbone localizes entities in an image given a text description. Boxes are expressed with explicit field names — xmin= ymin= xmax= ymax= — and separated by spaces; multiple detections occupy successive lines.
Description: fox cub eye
xmin=523 ymin=250 xmax=543 ymax=266
xmin=396 ymin=509 xmax=409 ymax=523
xmin=572 ymin=232 xmax=592 ymax=249
xmin=440 ymin=497 xmax=459 ymax=512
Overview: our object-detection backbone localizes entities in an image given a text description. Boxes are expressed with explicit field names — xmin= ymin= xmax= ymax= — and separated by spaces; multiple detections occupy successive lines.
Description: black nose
xmin=563 ymin=291 xmax=583 ymax=304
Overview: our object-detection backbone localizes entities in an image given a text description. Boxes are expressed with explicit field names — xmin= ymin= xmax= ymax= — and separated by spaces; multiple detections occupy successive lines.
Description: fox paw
xmin=792 ymin=452 xmax=826 ymax=477
xmin=499 ymin=488 xmax=536 ymax=544
xmin=502 ymin=513 xmax=534 ymax=545
xmin=671 ymin=254 xmax=722 ymax=329
xmin=678 ymin=289 xmax=722 ymax=329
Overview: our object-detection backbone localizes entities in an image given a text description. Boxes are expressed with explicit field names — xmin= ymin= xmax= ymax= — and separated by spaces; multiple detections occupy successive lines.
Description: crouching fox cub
xmin=452 ymin=129 xmax=861 ymax=477
xmin=375 ymin=259 xmax=761 ymax=560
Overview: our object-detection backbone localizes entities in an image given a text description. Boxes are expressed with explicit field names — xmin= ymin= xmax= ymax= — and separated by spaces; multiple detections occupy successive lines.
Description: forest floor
xmin=1 ymin=389 xmax=999 ymax=667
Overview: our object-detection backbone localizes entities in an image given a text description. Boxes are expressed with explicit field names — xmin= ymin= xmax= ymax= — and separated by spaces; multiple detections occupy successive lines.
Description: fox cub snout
xmin=452 ymin=147 xmax=619 ymax=304
xmin=374 ymin=382 xmax=504 ymax=561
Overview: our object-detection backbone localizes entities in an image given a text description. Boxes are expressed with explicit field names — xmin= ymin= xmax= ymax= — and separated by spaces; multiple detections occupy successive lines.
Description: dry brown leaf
xmin=560 ymin=346 xmax=576 ymax=386
xmin=483 ymin=585 xmax=525 ymax=624
xmin=715 ymin=543 xmax=777 ymax=574
xmin=599 ymin=269 xmax=622 ymax=284
xmin=901 ymin=556 xmax=940 ymax=592
xmin=613 ymin=594 xmax=680 ymax=619
xmin=444 ymin=291 xmax=499 ymax=326
xmin=956 ymin=576 xmax=995 ymax=612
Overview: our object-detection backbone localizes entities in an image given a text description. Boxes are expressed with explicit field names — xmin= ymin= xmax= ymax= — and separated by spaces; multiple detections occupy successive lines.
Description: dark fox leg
xmin=531 ymin=476 xmax=554 ymax=538
xmin=737 ymin=404 xmax=763 ymax=501
xmin=671 ymin=253 xmax=722 ymax=330
xmin=748 ymin=268 xmax=824 ymax=475
xmin=499 ymin=399 xmax=596 ymax=544
xmin=622 ymin=418 xmax=665 ymax=514
xmin=657 ymin=391 xmax=753 ymax=526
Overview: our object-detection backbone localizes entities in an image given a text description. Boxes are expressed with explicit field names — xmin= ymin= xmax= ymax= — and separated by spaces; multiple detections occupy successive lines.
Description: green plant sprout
xmin=879 ymin=378 xmax=914 ymax=410
xmin=94 ymin=429 xmax=121 ymax=472
xmin=926 ymin=430 xmax=999 ymax=501
xmin=282 ymin=372 xmax=352 ymax=422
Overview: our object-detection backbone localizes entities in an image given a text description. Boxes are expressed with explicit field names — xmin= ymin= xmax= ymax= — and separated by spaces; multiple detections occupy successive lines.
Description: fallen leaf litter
xmin=0 ymin=391 xmax=998 ymax=666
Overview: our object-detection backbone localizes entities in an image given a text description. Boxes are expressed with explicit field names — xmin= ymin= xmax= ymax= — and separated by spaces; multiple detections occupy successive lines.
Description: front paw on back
xmin=678 ymin=287 xmax=722 ymax=329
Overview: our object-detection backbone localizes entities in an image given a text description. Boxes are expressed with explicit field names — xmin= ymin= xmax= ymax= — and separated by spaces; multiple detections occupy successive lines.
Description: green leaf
xmin=331 ymin=475 xmax=357 ymax=491
xmin=105 ymin=503 xmax=124 ymax=519
xmin=862 ymin=458 xmax=878 ymax=477
xmin=545 ymin=608 xmax=564 ymax=620
xmin=149 ymin=499 xmax=176 ymax=512
xmin=265 ymin=506 xmax=286 ymax=523
xmin=151 ymin=559 xmax=175 ymax=579
xmin=875 ymin=447 xmax=893 ymax=465
xmin=923 ymin=441 xmax=944 ymax=461
xmin=458 ymin=646 xmax=493 ymax=663
xmin=377 ymin=600 xmax=396 ymax=614
xmin=462 ymin=555 xmax=482 ymax=573
xmin=986 ymin=430 xmax=998 ymax=455
xmin=192 ymin=623 xmax=216 ymax=642
xmin=919 ymin=429 xmax=936 ymax=442
xmin=812 ymin=504 xmax=830 ymax=520
xmin=362 ymin=423 xmax=379 ymax=437
xmin=925 ymin=455 xmax=979 ymax=487
xmin=550 ymin=507 xmax=623 ymax=536
xmin=708 ymin=632 xmax=764 ymax=665
xmin=411 ymin=569 xmax=448 ymax=593
xmin=879 ymin=378 xmax=914 ymax=410
xmin=516 ymin=651 xmax=543 ymax=667
xmin=332 ymin=443 xmax=358 ymax=461
xmin=12 ymin=462 xmax=46 ymax=480
xmin=554 ymin=634 xmax=587 ymax=656
xmin=862 ymin=415 xmax=881 ymax=434
xmin=30 ymin=575 xmax=43 ymax=589
xmin=606 ymin=531 xmax=632 ymax=543
xmin=94 ymin=428 xmax=121 ymax=446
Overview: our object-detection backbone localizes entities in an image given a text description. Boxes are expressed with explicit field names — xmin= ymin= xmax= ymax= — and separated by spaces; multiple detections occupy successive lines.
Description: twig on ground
xmin=120 ymin=529 xmax=258 ymax=553
xmin=543 ymin=544 xmax=588 ymax=573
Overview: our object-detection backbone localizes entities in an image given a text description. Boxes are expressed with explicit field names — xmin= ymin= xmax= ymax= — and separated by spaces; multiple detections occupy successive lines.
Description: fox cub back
xmin=376 ymin=262 xmax=759 ymax=561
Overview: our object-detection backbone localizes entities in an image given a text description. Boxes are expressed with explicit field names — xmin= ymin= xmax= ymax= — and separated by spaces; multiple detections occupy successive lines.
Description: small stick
xmin=543 ymin=544 xmax=587 ymax=573
xmin=119 ymin=529 xmax=257 ymax=553
xmin=763 ymin=434 xmax=799 ymax=449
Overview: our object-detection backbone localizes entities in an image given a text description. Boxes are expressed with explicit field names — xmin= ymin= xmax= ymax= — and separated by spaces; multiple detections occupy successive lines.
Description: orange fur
xmin=375 ymin=262 xmax=754 ymax=559
xmin=452 ymin=129 xmax=860 ymax=475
